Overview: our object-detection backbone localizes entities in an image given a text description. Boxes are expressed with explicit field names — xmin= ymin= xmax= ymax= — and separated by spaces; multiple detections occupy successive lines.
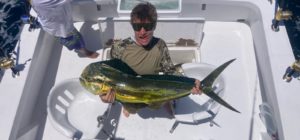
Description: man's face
xmin=132 ymin=19 xmax=155 ymax=46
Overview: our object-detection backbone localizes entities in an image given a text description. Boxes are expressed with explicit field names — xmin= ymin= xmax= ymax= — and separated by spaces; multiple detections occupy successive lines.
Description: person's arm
xmin=110 ymin=38 xmax=130 ymax=59
xmin=158 ymin=40 xmax=178 ymax=75
xmin=191 ymin=79 xmax=201 ymax=95
xmin=99 ymin=88 xmax=115 ymax=103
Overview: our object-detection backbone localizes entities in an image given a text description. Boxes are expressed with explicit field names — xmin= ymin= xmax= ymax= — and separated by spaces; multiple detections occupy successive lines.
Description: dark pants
xmin=58 ymin=28 xmax=85 ymax=51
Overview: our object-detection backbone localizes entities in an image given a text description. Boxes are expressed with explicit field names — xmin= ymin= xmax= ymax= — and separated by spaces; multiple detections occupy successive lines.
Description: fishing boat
xmin=1 ymin=0 xmax=299 ymax=140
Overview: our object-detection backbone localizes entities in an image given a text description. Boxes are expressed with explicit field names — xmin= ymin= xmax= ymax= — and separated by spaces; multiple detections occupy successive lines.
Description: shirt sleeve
xmin=110 ymin=39 xmax=128 ymax=59
xmin=158 ymin=40 xmax=182 ymax=75
xmin=160 ymin=40 xmax=184 ymax=76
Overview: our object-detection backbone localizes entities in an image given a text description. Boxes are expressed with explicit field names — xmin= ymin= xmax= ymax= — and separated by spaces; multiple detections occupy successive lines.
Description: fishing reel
xmin=0 ymin=56 xmax=20 ymax=77
xmin=0 ymin=57 xmax=19 ymax=78
xmin=271 ymin=8 xmax=293 ymax=32
xmin=0 ymin=57 xmax=15 ymax=70
xmin=283 ymin=60 xmax=300 ymax=82
xmin=0 ymin=52 xmax=30 ymax=78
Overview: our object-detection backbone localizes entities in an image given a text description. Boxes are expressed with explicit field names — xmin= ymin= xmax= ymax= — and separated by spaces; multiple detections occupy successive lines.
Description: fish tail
xmin=201 ymin=59 xmax=236 ymax=87
xmin=201 ymin=59 xmax=240 ymax=113
xmin=205 ymin=90 xmax=240 ymax=113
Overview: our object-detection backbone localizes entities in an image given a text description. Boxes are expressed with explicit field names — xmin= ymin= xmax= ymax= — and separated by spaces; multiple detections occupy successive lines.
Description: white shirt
xmin=31 ymin=0 xmax=74 ymax=38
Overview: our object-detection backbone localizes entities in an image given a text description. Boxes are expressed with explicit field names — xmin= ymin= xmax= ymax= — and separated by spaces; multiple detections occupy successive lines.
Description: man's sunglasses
xmin=132 ymin=23 xmax=155 ymax=31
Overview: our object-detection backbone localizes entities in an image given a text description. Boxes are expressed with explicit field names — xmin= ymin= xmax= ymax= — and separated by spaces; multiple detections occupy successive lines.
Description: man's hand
xmin=99 ymin=88 xmax=115 ymax=103
xmin=191 ymin=79 xmax=202 ymax=95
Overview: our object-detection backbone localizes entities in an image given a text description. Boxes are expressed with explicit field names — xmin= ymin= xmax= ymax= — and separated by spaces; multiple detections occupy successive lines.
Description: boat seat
xmin=47 ymin=78 xmax=111 ymax=139
xmin=170 ymin=63 xmax=225 ymax=133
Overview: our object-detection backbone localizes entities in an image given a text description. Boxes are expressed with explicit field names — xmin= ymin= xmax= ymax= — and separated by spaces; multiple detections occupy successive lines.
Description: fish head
xmin=80 ymin=62 xmax=112 ymax=95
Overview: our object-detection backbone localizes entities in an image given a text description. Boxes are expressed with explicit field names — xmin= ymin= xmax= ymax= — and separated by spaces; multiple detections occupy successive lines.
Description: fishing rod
xmin=279 ymin=0 xmax=300 ymax=82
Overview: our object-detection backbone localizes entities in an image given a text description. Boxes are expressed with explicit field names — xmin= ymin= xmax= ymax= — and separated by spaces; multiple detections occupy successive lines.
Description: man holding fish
xmin=99 ymin=2 xmax=202 ymax=117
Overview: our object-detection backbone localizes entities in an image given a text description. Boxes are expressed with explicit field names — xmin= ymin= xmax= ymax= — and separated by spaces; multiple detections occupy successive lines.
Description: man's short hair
xmin=130 ymin=2 xmax=157 ymax=26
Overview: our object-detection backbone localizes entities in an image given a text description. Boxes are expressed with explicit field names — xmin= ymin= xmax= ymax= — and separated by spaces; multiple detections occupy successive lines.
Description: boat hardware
xmin=283 ymin=60 xmax=300 ymax=82
xmin=271 ymin=0 xmax=293 ymax=31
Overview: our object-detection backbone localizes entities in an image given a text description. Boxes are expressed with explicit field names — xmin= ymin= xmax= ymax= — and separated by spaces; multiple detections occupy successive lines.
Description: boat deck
xmin=40 ymin=21 xmax=264 ymax=140
xmin=1 ymin=1 xmax=300 ymax=140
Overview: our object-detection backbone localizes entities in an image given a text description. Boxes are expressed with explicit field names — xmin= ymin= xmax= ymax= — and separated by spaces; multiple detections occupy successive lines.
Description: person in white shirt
xmin=30 ymin=0 xmax=99 ymax=58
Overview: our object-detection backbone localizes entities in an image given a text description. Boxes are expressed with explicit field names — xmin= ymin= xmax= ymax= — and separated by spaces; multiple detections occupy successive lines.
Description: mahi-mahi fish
xmin=80 ymin=58 xmax=240 ymax=113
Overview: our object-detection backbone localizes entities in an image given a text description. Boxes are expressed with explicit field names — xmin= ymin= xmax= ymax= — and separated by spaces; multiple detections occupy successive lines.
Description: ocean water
xmin=0 ymin=0 xmax=29 ymax=58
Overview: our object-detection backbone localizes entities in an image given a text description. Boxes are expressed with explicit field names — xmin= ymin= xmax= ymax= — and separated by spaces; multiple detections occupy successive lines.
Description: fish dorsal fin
xmin=100 ymin=59 xmax=138 ymax=76
xmin=141 ymin=74 xmax=195 ymax=84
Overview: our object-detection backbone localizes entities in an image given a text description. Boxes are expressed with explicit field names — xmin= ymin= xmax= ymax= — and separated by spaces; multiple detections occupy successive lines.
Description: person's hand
xmin=191 ymin=79 xmax=202 ymax=95
xmin=99 ymin=88 xmax=115 ymax=103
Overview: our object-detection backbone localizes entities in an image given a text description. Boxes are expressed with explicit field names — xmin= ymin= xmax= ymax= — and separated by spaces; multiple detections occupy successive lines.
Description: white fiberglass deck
xmin=3 ymin=1 xmax=300 ymax=140
xmin=40 ymin=21 xmax=264 ymax=140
